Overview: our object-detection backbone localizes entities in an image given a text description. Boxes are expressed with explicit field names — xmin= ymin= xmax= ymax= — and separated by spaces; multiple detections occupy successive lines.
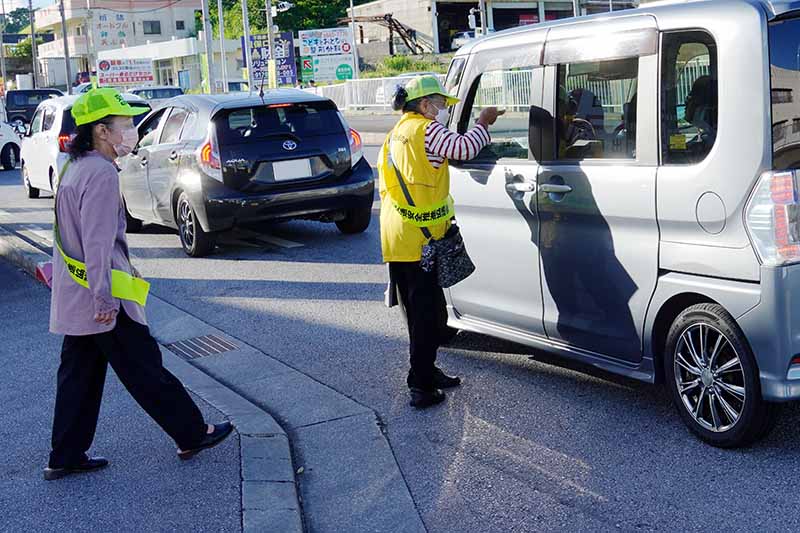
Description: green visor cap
xmin=71 ymin=87 xmax=148 ymax=126
xmin=404 ymin=75 xmax=460 ymax=106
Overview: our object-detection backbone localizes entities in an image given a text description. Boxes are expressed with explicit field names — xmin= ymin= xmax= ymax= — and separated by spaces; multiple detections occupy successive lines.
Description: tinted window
xmin=29 ymin=108 xmax=44 ymax=134
xmin=661 ymin=31 xmax=717 ymax=165
xmin=216 ymin=102 xmax=343 ymax=145
xmin=10 ymin=91 xmax=59 ymax=107
xmin=129 ymin=103 xmax=151 ymax=126
xmin=137 ymin=108 xmax=167 ymax=149
xmin=444 ymin=58 xmax=466 ymax=94
xmin=556 ymin=57 xmax=639 ymax=160
xmin=155 ymin=88 xmax=182 ymax=99
xmin=460 ymin=67 xmax=534 ymax=161
xmin=160 ymin=108 xmax=188 ymax=144
xmin=60 ymin=110 xmax=75 ymax=135
xmin=42 ymin=108 xmax=56 ymax=131
xmin=770 ymin=18 xmax=800 ymax=170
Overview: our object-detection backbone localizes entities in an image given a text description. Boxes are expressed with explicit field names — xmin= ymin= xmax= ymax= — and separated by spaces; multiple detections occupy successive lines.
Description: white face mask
xmin=113 ymin=127 xmax=139 ymax=157
xmin=431 ymin=103 xmax=450 ymax=125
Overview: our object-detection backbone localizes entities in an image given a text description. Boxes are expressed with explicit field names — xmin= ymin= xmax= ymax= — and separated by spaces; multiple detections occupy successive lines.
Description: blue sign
xmin=242 ymin=32 xmax=297 ymax=86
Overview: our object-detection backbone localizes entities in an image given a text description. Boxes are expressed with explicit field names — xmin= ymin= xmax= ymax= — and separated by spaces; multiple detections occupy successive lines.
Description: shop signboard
xmin=96 ymin=58 xmax=154 ymax=87
xmin=302 ymin=54 xmax=355 ymax=82
xmin=298 ymin=28 xmax=354 ymax=57
xmin=243 ymin=32 xmax=297 ymax=86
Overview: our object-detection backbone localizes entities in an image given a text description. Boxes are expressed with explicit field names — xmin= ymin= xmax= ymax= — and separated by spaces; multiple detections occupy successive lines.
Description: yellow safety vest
xmin=54 ymin=160 xmax=150 ymax=307
xmin=378 ymin=113 xmax=453 ymax=262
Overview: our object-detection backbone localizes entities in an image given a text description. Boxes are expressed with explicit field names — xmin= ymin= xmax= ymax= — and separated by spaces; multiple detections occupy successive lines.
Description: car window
xmin=660 ymin=31 xmax=717 ymax=165
xmin=770 ymin=18 xmax=800 ymax=169
xmin=155 ymin=88 xmax=182 ymax=99
xmin=160 ymin=107 xmax=189 ymax=144
xmin=555 ymin=57 xmax=639 ymax=160
xmin=42 ymin=107 xmax=56 ymax=131
xmin=137 ymin=108 xmax=167 ymax=149
xmin=460 ymin=67 xmax=535 ymax=161
xmin=29 ymin=108 xmax=44 ymax=134
xmin=129 ymin=103 xmax=151 ymax=126
xmin=216 ymin=101 xmax=343 ymax=145
xmin=444 ymin=58 xmax=466 ymax=94
xmin=179 ymin=112 xmax=198 ymax=141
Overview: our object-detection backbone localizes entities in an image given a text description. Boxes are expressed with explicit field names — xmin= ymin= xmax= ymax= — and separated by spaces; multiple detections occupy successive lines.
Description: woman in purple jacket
xmin=45 ymin=88 xmax=232 ymax=481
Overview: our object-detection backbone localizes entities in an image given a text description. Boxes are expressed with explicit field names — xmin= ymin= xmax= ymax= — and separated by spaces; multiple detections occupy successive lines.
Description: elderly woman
xmin=378 ymin=75 xmax=503 ymax=408
xmin=45 ymin=88 xmax=232 ymax=481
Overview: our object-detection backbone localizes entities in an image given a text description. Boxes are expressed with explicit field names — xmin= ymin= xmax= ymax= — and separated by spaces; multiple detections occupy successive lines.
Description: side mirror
xmin=529 ymin=105 xmax=555 ymax=162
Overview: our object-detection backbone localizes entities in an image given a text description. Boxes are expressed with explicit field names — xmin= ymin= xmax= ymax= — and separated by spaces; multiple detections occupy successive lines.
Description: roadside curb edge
xmin=0 ymin=225 xmax=304 ymax=533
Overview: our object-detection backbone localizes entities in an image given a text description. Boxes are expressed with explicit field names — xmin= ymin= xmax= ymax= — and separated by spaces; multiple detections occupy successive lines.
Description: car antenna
xmin=259 ymin=69 xmax=267 ymax=101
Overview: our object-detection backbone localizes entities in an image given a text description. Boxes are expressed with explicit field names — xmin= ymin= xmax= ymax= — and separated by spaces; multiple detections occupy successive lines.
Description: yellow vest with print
xmin=379 ymin=112 xmax=451 ymax=262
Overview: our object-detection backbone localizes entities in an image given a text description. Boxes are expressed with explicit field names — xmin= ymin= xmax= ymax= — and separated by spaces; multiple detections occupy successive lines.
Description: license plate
xmin=273 ymin=159 xmax=312 ymax=181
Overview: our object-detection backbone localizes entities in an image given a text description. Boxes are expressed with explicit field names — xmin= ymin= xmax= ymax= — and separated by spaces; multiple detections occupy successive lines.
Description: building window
xmin=143 ymin=21 xmax=162 ymax=35
xmin=76 ymin=26 xmax=83 ymax=36
xmin=772 ymin=88 xmax=794 ymax=104
xmin=176 ymin=20 xmax=185 ymax=31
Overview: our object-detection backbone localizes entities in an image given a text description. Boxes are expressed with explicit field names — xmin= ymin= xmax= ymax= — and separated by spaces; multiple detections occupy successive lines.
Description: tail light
xmin=349 ymin=128 xmax=363 ymax=166
xmin=745 ymin=170 xmax=800 ymax=266
xmin=196 ymin=128 xmax=222 ymax=181
xmin=58 ymin=134 xmax=72 ymax=153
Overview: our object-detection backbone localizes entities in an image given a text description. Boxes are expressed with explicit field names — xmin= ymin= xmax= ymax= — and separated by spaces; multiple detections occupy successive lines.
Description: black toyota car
xmin=118 ymin=91 xmax=374 ymax=257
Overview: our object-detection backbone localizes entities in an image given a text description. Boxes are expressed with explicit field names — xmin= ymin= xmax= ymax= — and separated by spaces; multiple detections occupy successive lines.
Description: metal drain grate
xmin=166 ymin=335 xmax=239 ymax=360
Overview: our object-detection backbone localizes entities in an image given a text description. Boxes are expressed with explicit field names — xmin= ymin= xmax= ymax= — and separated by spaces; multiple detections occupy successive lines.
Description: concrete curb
xmin=0 ymin=227 xmax=303 ymax=533
xmin=360 ymin=132 xmax=388 ymax=145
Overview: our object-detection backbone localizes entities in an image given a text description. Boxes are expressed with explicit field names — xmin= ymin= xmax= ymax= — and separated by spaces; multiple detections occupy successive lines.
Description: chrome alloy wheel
xmin=674 ymin=323 xmax=746 ymax=433
xmin=178 ymin=198 xmax=195 ymax=249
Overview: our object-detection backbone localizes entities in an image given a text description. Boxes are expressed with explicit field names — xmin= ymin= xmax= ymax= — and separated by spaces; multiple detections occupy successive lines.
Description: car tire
xmin=123 ymin=198 xmax=143 ymax=233
xmin=664 ymin=303 xmax=780 ymax=448
xmin=22 ymin=164 xmax=39 ymax=199
xmin=176 ymin=192 xmax=214 ymax=257
xmin=335 ymin=205 xmax=372 ymax=234
xmin=1 ymin=143 xmax=19 ymax=170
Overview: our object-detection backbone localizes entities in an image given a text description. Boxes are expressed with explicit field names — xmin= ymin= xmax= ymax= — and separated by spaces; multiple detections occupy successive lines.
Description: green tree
xmin=4 ymin=8 xmax=32 ymax=35
xmin=11 ymin=37 xmax=43 ymax=60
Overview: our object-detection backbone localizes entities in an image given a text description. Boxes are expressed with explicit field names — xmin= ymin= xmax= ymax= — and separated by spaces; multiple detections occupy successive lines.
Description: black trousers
xmin=390 ymin=261 xmax=448 ymax=390
xmin=49 ymin=309 xmax=206 ymax=468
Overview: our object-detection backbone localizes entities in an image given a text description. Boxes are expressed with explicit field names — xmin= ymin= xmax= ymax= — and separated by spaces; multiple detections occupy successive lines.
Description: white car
xmin=451 ymin=31 xmax=476 ymax=50
xmin=0 ymin=120 xmax=20 ymax=171
xmin=20 ymin=94 xmax=150 ymax=198
xmin=375 ymin=71 xmax=440 ymax=105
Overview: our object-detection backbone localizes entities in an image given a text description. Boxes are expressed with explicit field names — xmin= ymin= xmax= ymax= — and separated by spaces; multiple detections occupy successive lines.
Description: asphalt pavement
xmin=0 ymin=259 xmax=241 ymax=533
xmin=5 ymin=146 xmax=800 ymax=532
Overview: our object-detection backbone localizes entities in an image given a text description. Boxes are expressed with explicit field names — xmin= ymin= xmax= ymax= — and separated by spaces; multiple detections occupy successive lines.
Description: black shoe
xmin=433 ymin=367 xmax=462 ymax=389
xmin=409 ymin=388 xmax=446 ymax=409
xmin=43 ymin=456 xmax=109 ymax=481
xmin=178 ymin=422 xmax=234 ymax=460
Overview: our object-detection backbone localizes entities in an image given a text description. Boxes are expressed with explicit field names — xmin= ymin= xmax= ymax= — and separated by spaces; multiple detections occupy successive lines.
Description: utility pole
xmin=217 ymin=0 xmax=228 ymax=92
xmin=85 ymin=0 xmax=96 ymax=79
xmin=264 ymin=0 xmax=275 ymax=88
xmin=58 ymin=0 xmax=73 ymax=93
xmin=29 ymin=0 xmax=38 ymax=88
xmin=200 ymin=0 xmax=215 ymax=92
xmin=0 ymin=0 xmax=7 ymax=91
xmin=349 ymin=0 xmax=358 ymax=79
xmin=573 ymin=0 xmax=580 ymax=16
xmin=241 ymin=0 xmax=254 ymax=94
xmin=477 ymin=0 xmax=486 ymax=35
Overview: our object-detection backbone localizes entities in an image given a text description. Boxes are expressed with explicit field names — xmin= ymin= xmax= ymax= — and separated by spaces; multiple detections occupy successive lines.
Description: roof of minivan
xmin=41 ymin=92 xmax=147 ymax=110
xmin=454 ymin=0 xmax=800 ymax=56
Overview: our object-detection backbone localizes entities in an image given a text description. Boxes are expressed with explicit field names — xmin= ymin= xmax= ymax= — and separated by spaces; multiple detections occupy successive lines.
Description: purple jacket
xmin=49 ymin=151 xmax=147 ymax=336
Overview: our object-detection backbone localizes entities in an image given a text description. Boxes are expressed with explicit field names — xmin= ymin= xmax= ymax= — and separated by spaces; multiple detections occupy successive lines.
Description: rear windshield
xmin=770 ymin=17 xmax=800 ymax=170
xmin=9 ymin=91 xmax=60 ymax=107
xmin=60 ymin=102 xmax=150 ymax=134
xmin=134 ymin=88 xmax=183 ymax=100
xmin=215 ymin=101 xmax=343 ymax=145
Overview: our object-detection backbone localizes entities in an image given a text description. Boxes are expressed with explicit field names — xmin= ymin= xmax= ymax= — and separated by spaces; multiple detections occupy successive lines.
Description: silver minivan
xmin=442 ymin=0 xmax=800 ymax=447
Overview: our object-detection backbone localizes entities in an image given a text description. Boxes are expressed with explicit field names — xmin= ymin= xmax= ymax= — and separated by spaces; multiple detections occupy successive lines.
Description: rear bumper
xmin=196 ymin=157 xmax=375 ymax=232
xmin=739 ymin=264 xmax=800 ymax=402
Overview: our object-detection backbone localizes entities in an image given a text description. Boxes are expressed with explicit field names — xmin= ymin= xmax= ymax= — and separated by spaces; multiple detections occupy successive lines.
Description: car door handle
xmin=505 ymin=182 xmax=536 ymax=193
xmin=539 ymin=184 xmax=573 ymax=194
xmin=168 ymin=151 xmax=178 ymax=161
xmin=140 ymin=158 xmax=148 ymax=167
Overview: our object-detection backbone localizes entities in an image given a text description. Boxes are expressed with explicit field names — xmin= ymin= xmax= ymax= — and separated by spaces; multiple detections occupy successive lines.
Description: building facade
xmin=35 ymin=0 xmax=201 ymax=83
xmin=349 ymin=0 xmax=639 ymax=54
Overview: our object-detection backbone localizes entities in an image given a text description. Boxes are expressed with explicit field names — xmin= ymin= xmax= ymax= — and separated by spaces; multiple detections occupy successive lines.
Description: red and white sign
xmin=519 ymin=14 xmax=539 ymax=25
xmin=96 ymin=58 xmax=154 ymax=87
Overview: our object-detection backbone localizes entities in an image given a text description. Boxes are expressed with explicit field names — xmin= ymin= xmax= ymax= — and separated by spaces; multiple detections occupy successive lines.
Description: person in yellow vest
xmin=45 ymin=88 xmax=233 ymax=481
xmin=378 ymin=75 xmax=503 ymax=408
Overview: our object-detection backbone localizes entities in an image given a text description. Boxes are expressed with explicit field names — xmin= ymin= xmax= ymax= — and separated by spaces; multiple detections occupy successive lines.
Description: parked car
xmin=0 ymin=120 xmax=21 ymax=170
xmin=74 ymin=82 xmax=93 ymax=94
xmin=442 ymin=0 xmax=800 ymax=448
xmin=127 ymin=86 xmax=185 ymax=109
xmin=375 ymin=72 xmax=440 ymax=105
xmin=5 ymin=88 xmax=63 ymax=129
xmin=118 ymin=91 xmax=374 ymax=257
xmin=450 ymin=30 xmax=475 ymax=50
xmin=20 ymin=94 xmax=151 ymax=199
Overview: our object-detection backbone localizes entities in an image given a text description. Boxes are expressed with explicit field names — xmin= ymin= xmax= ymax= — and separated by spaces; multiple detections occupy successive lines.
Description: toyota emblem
xmin=282 ymin=140 xmax=297 ymax=151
